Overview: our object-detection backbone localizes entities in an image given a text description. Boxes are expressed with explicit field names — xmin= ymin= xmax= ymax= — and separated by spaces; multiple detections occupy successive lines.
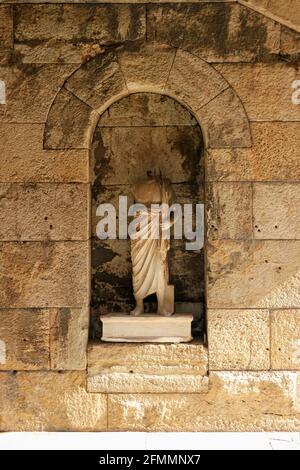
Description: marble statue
xmin=130 ymin=172 xmax=175 ymax=317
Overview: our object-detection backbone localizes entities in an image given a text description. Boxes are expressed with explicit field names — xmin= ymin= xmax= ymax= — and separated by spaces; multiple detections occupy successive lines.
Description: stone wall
xmin=0 ymin=0 xmax=300 ymax=431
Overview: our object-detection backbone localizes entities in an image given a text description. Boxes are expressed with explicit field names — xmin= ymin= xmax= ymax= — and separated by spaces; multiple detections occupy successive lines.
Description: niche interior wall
xmin=0 ymin=1 xmax=300 ymax=431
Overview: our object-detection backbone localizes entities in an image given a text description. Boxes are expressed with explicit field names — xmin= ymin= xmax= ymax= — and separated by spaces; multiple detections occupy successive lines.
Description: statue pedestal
xmin=100 ymin=314 xmax=193 ymax=343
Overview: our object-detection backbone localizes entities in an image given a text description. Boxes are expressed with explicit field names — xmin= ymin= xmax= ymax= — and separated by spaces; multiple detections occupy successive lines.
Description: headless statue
xmin=130 ymin=173 xmax=175 ymax=317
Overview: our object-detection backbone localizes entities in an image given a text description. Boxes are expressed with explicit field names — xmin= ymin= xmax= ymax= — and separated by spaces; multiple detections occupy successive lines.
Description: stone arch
xmin=43 ymin=43 xmax=252 ymax=151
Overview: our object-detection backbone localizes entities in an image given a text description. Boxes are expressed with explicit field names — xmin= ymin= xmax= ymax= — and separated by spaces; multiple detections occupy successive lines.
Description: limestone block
xmin=0 ymin=124 xmax=88 ymax=183
xmin=0 ymin=6 xmax=13 ymax=65
xmin=91 ymin=125 xmax=203 ymax=186
xmin=65 ymin=51 xmax=128 ymax=113
xmin=0 ymin=64 xmax=77 ymax=123
xmin=118 ymin=43 xmax=176 ymax=93
xmin=14 ymin=4 xmax=146 ymax=63
xmin=206 ymin=123 xmax=300 ymax=182
xmin=166 ymin=49 xmax=228 ymax=112
xmin=107 ymin=371 xmax=300 ymax=431
xmin=206 ymin=182 xmax=252 ymax=240
xmin=100 ymin=314 xmax=193 ymax=343
xmin=44 ymin=88 xmax=99 ymax=149
xmin=0 ymin=309 xmax=50 ymax=370
xmin=0 ymin=183 xmax=89 ymax=241
xmin=259 ymin=0 xmax=300 ymax=31
xmin=214 ymin=63 xmax=300 ymax=121
xmin=281 ymin=27 xmax=300 ymax=57
xmin=207 ymin=240 xmax=300 ymax=309
xmin=182 ymin=3 xmax=280 ymax=62
xmin=253 ymin=183 xmax=300 ymax=239
xmin=0 ymin=371 xmax=107 ymax=431
xmin=87 ymin=341 xmax=208 ymax=393
xmin=50 ymin=307 xmax=89 ymax=370
xmin=195 ymin=88 xmax=251 ymax=148
xmin=0 ymin=242 xmax=89 ymax=308
xmin=147 ymin=5 xmax=189 ymax=46
xmin=207 ymin=309 xmax=270 ymax=370
xmin=98 ymin=93 xmax=197 ymax=127
xmin=271 ymin=310 xmax=300 ymax=370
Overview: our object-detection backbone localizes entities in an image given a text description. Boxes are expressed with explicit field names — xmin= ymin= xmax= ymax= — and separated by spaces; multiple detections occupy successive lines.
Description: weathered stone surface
xmin=0 ymin=242 xmax=89 ymax=308
xmin=148 ymin=3 xmax=280 ymax=62
xmin=66 ymin=51 xmax=128 ymax=113
xmin=14 ymin=4 xmax=146 ymax=63
xmin=0 ymin=371 xmax=107 ymax=431
xmin=50 ymin=307 xmax=88 ymax=370
xmin=0 ymin=64 xmax=77 ymax=123
xmin=0 ymin=124 xmax=89 ymax=182
xmin=196 ymin=88 xmax=251 ymax=148
xmin=214 ymin=63 xmax=300 ymax=121
xmin=0 ymin=5 xmax=13 ymax=65
xmin=206 ymin=182 xmax=252 ymax=240
xmin=88 ymin=341 xmax=208 ymax=393
xmin=99 ymin=93 xmax=197 ymax=127
xmin=207 ymin=240 xmax=300 ymax=308
xmin=206 ymin=123 xmax=300 ymax=181
xmin=244 ymin=0 xmax=300 ymax=32
xmin=0 ymin=309 xmax=50 ymax=370
xmin=118 ymin=43 xmax=175 ymax=93
xmin=44 ymin=88 xmax=99 ymax=150
xmin=253 ymin=183 xmax=300 ymax=239
xmin=108 ymin=371 xmax=300 ymax=431
xmin=207 ymin=309 xmax=270 ymax=370
xmin=281 ymin=27 xmax=300 ymax=58
xmin=166 ymin=49 xmax=228 ymax=112
xmin=91 ymin=125 xmax=203 ymax=186
xmin=271 ymin=309 xmax=300 ymax=370
xmin=0 ymin=183 xmax=89 ymax=241
xmin=184 ymin=3 xmax=280 ymax=61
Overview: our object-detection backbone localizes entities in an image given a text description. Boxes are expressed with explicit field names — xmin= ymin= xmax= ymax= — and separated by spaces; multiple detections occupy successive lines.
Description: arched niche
xmin=90 ymin=92 xmax=205 ymax=338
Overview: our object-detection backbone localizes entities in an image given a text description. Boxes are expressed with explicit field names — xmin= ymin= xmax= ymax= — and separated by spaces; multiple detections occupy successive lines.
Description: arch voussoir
xmin=195 ymin=87 xmax=252 ymax=149
xmin=43 ymin=44 xmax=252 ymax=151
xmin=44 ymin=87 xmax=99 ymax=150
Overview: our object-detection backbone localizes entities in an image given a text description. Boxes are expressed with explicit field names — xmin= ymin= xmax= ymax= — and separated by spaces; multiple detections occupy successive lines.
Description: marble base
xmin=100 ymin=314 xmax=193 ymax=343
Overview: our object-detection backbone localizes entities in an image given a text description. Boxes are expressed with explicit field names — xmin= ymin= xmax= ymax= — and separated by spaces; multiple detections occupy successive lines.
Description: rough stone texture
xmin=66 ymin=51 xmax=128 ymax=113
xmin=14 ymin=4 xmax=146 ymax=63
xmin=0 ymin=371 xmax=107 ymax=431
xmin=0 ymin=5 xmax=13 ymax=65
xmin=214 ymin=63 xmax=300 ymax=121
xmin=50 ymin=307 xmax=89 ymax=370
xmin=0 ymin=64 xmax=77 ymax=123
xmin=206 ymin=182 xmax=252 ymax=240
xmin=207 ymin=309 xmax=270 ymax=370
xmin=242 ymin=0 xmax=300 ymax=32
xmin=253 ymin=183 xmax=300 ymax=239
xmin=206 ymin=123 xmax=300 ymax=181
xmin=91 ymin=126 xmax=203 ymax=186
xmin=0 ymin=309 xmax=50 ymax=370
xmin=0 ymin=242 xmax=89 ymax=308
xmin=195 ymin=88 xmax=252 ymax=148
xmin=207 ymin=240 xmax=300 ymax=309
xmin=107 ymin=371 xmax=300 ymax=431
xmin=118 ymin=43 xmax=175 ymax=93
xmin=148 ymin=3 xmax=280 ymax=62
xmin=0 ymin=124 xmax=89 ymax=183
xmin=44 ymin=88 xmax=99 ymax=150
xmin=271 ymin=310 xmax=300 ymax=370
xmin=0 ymin=183 xmax=89 ymax=241
xmin=281 ymin=27 xmax=300 ymax=59
xmin=87 ymin=341 xmax=208 ymax=393
xmin=99 ymin=93 xmax=197 ymax=127
xmin=166 ymin=49 xmax=228 ymax=111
